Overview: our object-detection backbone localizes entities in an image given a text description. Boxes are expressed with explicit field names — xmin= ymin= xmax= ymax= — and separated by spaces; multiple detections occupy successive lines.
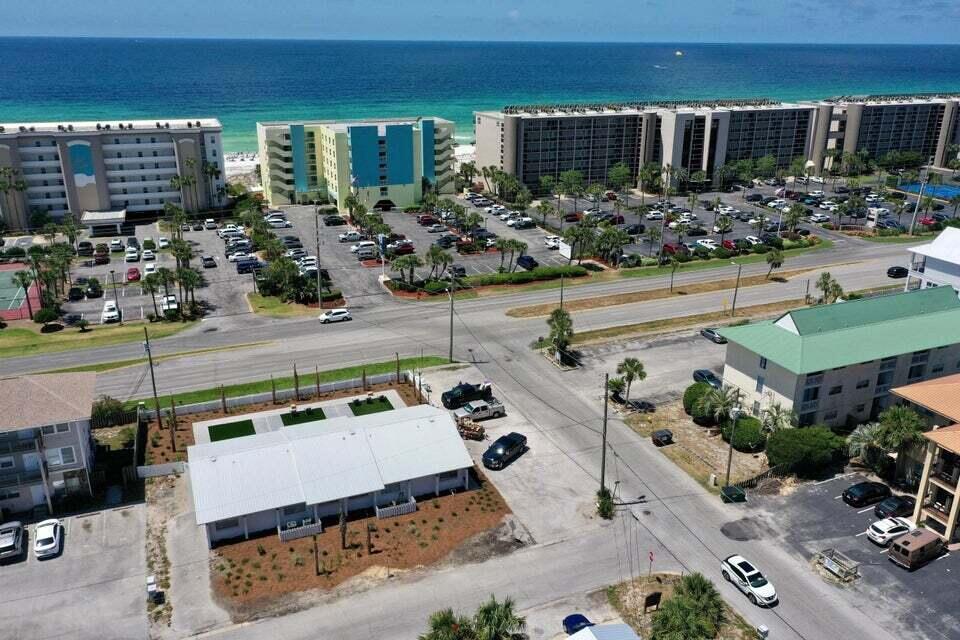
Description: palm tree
xmin=459 ymin=162 xmax=478 ymax=188
xmin=616 ymin=357 xmax=646 ymax=402
xmin=426 ymin=245 xmax=452 ymax=280
xmin=650 ymin=595 xmax=714 ymax=640
xmin=784 ymin=203 xmax=805 ymax=233
xmin=714 ymin=215 xmax=733 ymax=245
xmin=687 ymin=191 xmax=698 ymax=215
xmin=203 ymin=162 xmax=222 ymax=207
xmin=391 ymin=254 xmax=423 ymax=285
xmin=142 ymin=273 xmax=161 ymax=317
xmin=472 ymin=595 xmax=526 ymax=640
xmin=607 ymin=376 xmax=626 ymax=398
xmin=156 ymin=267 xmax=175 ymax=300
xmin=674 ymin=572 xmax=726 ymax=634
xmin=761 ymin=403 xmax=797 ymax=434
xmin=637 ymin=162 xmax=660 ymax=205
xmin=547 ymin=308 xmax=573 ymax=359
xmin=494 ymin=238 xmax=511 ymax=272
xmin=876 ymin=406 xmax=926 ymax=457
xmin=668 ymin=255 xmax=681 ymax=292
xmin=559 ymin=170 xmax=584 ymax=214
xmin=535 ymin=200 xmax=553 ymax=226
xmin=177 ymin=267 xmax=202 ymax=309
xmin=815 ymin=271 xmax=843 ymax=303
xmin=12 ymin=270 xmax=34 ymax=319
xmin=644 ymin=225 xmax=661 ymax=257
xmin=696 ymin=385 xmax=743 ymax=426
xmin=847 ymin=422 xmax=884 ymax=467
xmin=509 ymin=240 xmax=528 ymax=273
xmin=765 ymin=248 xmax=784 ymax=279
xmin=419 ymin=608 xmax=474 ymax=640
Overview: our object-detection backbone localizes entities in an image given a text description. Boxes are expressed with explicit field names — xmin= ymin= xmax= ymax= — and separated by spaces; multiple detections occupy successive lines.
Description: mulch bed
xmin=145 ymin=382 xmax=423 ymax=464
xmin=210 ymin=471 xmax=509 ymax=613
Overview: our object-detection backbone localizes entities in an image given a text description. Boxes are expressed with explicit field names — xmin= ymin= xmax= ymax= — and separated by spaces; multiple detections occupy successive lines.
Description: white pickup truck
xmin=453 ymin=399 xmax=506 ymax=422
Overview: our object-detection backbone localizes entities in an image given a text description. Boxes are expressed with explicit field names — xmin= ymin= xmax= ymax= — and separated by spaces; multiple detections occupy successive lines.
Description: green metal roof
xmin=718 ymin=288 xmax=960 ymax=375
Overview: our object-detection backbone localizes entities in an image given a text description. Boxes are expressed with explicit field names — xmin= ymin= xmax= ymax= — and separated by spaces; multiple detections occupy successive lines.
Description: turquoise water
xmin=4 ymin=38 xmax=960 ymax=152
xmin=901 ymin=183 xmax=960 ymax=199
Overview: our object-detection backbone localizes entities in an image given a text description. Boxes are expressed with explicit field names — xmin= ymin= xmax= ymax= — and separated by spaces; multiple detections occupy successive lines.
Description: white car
xmin=101 ymin=301 xmax=120 ymax=323
xmin=160 ymin=294 xmax=179 ymax=312
xmin=338 ymin=230 xmax=362 ymax=243
xmin=869 ymin=207 xmax=890 ymax=217
xmin=217 ymin=224 xmax=241 ymax=238
xmin=144 ymin=262 xmax=157 ymax=275
xmin=124 ymin=248 xmax=139 ymax=262
xmin=717 ymin=205 xmax=736 ymax=214
xmin=768 ymin=199 xmax=786 ymax=208
xmin=350 ymin=241 xmax=376 ymax=253
xmin=866 ymin=517 xmax=916 ymax=546
xmin=696 ymin=239 xmax=718 ymax=250
xmin=141 ymin=249 xmax=156 ymax=261
xmin=809 ymin=175 xmax=825 ymax=184
xmin=319 ymin=308 xmax=351 ymax=324
xmin=228 ymin=252 xmax=254 ymax=263
xmin=33 ymin=519 xmax=63 ymax=559
xmin=747 ymin=217 xmax=766 ymax=226
xmin=204 ymin=218 xmax=217 ymax=229
xmin=109 ymin=239 xmax=124 ymax=251
xmin=808 ymin=190 xmax=824 ymax=198
xmin=744 ymin=235 xmax=762 ymax=246
xmin=809 ymin=213 xmax=830 ymax=223
xmin=721 ymin=555 xmax=777 ymax=606
xmin=158 ymin=237 xmax=170 ymax=249
xmin=268 ymin=219 xmax=289 ymax=229
xmin=645 ymin=211 xmax=663 ymax=220
xmin=818 ymin=201 xmax=836 ymax=210
xmin=544 ymin=235 xmax=561 ymax=249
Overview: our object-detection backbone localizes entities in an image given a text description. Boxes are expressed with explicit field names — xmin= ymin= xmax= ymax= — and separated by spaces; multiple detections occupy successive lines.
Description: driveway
xmin=0 ymin=505 xmax=147 ymax=640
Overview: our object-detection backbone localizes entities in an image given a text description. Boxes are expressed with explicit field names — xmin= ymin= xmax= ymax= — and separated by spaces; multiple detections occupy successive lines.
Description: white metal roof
xmin=188 ymin=405 xmax=472 ymax=525
xmin=80 ymin=209 xmax=126 ymax=224
xmin=570 ymin=624 xmax=641 ymax=640
xmin=909 ymin=227 xmax=960 ymax=265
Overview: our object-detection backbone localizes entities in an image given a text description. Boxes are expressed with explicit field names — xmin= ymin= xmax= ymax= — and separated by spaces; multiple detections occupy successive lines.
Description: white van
xmin=356 ymin=246 xmax=378 ymax=260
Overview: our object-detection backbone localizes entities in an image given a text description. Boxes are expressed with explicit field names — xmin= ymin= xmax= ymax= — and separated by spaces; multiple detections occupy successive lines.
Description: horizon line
xmin=1 ymin=35 xmax=959 ymax=47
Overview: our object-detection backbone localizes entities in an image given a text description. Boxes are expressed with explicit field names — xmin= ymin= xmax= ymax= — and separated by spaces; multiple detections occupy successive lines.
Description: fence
xmin=375 ymin=496 xmax=417 ymax=519
xmin=91 ymin=408 xmax=140 ymax=429
xmin=136 ymin=462 xmax=186 ymax=478
xmin=732 ymin=464 xmax=789 ymax=490
xmin=277 ymin=520 xmax=324 ymax=542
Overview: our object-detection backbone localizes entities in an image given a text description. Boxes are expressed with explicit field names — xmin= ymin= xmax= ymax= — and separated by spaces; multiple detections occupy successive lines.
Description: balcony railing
xmin=0 ymin=469 xmax=43 ymax=489
xmin=923 ymin=503 xmax=951 ymax=525
xmin=0 ymin=437 xmax=40 ymax=455
xmin=933 ymin=464 xmax=960 ymax=490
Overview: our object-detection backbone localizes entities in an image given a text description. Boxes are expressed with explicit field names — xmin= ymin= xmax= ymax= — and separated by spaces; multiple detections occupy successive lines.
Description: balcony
xmin=0 ymin=468 xmax=43 ymax=489
xmin=799 ymin=400 xmax=819 ymax=413
xmin=0 ymin=436 xmax=40 ymax=455
xmin=923 ymin=502 xmax=951 ymax=525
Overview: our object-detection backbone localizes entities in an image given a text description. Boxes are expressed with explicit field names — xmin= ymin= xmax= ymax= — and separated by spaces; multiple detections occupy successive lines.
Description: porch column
xmin=946 ymin=487 xmax=960 ymax=543
xmin=912 ymin=442 xmax=936 ymax=524
xmin=373 ymin=490 xmax=379 ymax=508
xmin=36 ymin=440 xmax=54 ymax=515
xmin=406 ymin=480 xmax=412 ymax=499
xmin=461 ymin=468 xmax=469 ymax=490
xmin=243 ymin=516 xmax=249 ymax=540
xmin=275 ymin=508 xmax=281 ymax=528
xmin=313 ymin=504 xmax=319 ymax=521
xmin=435 ymin=475 xmax=440 ymax=497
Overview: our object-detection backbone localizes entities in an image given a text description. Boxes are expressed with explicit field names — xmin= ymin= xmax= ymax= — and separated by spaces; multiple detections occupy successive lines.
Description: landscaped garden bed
xmin=349 ymin=395 xmax=392 ymax=416
xmin=208 ymin=419 xmax=256 ymax=442
xmin=280 ymin=406 xmax=327 ymax=426
xmin=210 ymin=471 xmax=510 ymax=616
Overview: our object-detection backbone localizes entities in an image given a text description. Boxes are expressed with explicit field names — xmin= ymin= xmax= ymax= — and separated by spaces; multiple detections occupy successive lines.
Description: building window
xmin=802 ymin=387 xmax=820 ymax=402
xmin=759 ymin=357 xmax=767 ymax=370
xmin=880 ymin=356 xmax=898 ymax=371
xmin=0 ymin=457 xmax=13 ymax=470
xmin=855 ymin=404 xmax=865 ymax=413
xmin=41 ymin=425 xmax=56 ymax=435
xmin=0 ymin=489 xmax=20 ymax=501
xmin=823 ymin=410 xmax=838 ymax=421
xmin=856 ymin=379 xmax=869 ymax=389
xmin=932 ymin=364 xmax=944 ymax=374
xmin=439 ymin=470 xmax=460 ymax=481
xmin=829 ymin=385 xmax=842 ymax=396
xmin=379 ymin=187 xmax=388 ymax=196
xmin=214 ymin=518 xmax=240 ymax=531
xmin=755 ymin=376 xmax=765 ymax=393
xmin=47 ymin=446 xmax=76 ymax=466
xmin=56 ymin=423 xmax=69 ymax=433
xmin=908 ymin=364 xmax=926 ymax=380
xmin=282 ymin=503 xmax=306 ymax=516
xmin=752 ymin=401 xmax=760 ymax=415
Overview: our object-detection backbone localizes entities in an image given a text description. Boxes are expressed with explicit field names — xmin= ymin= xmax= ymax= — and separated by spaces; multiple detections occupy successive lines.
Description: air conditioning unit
xmin=96 ymin=123 xmax=102 ymax=130
xmin=67 ymin=124 xmax=73 ymax=131
xmin=118 ymin=123 xmax=125 ymax=130
xmin=186 ymin=122 xmax=192 ymax=128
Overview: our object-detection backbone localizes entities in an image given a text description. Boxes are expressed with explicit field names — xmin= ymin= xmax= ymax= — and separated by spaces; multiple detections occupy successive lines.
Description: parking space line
xmin=935 ymin=552 xmax=950 ymax=561
xmin=816 ymin=473 xmax=856 ymax=485
xmin=855 ymin=531 xmax=868 ymax=537
xmin=857 ymin=506 xmax=874 ymax=514
xmin=834 ymin=495 xmax=842 ymax=499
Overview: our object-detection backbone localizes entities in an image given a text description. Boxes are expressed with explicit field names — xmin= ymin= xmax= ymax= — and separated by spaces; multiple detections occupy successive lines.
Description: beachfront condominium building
xmin=0 ymin=373 xmax=98 ymax=517
xmin=257 ymin=117 xmax=455 ymax=211
xmin=0 ymin=119 xmax=226 ymax=231
xmin=475 ymin=93 xmax=960 ymax=194
xmin=716 ymin=287 xmax=960 ymax=428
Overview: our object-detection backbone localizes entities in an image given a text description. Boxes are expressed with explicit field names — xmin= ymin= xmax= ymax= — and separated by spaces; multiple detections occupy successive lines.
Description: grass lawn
xmin=247 ymin=293 xmax=319 ymax=317
xmin=0 ymin=320 xmax=194 ymax=360
xmin=860 ymin=234 xmax=930 ymax=244
xmin=125 ymin=356 xmax=450 ymax=410
xmin=208 ymin=419 xmax=256 ymax=442
xmin=349 ymin=395 xmax=393 ymax=416
xmin=280 ymin=407 xmax=327 ymax=426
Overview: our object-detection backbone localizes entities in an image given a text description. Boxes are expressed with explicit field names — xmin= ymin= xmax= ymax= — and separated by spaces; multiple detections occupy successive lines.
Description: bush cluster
xmin=721 ymin=416 xmax=766 ymax=452
xmin=766 ymin=426 xmax=845 ymax=477
xmin=463 ymin=265 xmax=588 ymax=287
xmin=682 ymin=382 xmax=711 ymax=416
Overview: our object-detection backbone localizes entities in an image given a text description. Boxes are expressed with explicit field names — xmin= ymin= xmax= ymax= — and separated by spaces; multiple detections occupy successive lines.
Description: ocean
xmin=3 ymin=37 xmax=960 ymax=152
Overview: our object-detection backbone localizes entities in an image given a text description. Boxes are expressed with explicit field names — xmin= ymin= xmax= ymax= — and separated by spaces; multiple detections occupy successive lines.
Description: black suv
xmin=77 ymin=241 xmax=94 ymax=256
xmin=482 ymin=432 xmax=527 ymax=470
xmin=874 ymin=494 xmax=916 ymax=518
xmin=441 ymin=382 xmax=491 ymax=409
xmin=842 ymin=481 xmax=890 ymax=507
xmin=324 ymin=215 xmax=346 ymax=226
xmin=516 ymin=255 xmax=539 ymax=271
xmin=693 ymin=369 xmax=722 ymax=389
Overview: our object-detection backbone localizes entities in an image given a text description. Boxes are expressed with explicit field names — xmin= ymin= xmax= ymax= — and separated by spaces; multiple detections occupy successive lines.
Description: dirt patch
xmin=146 ymin=475 xmax=178 ymax=630
xmin=210 ymin=470 xmax=513 ymax=621
xmin=624 ymin=401 xmax=769 ymax=492
xmin=145 ymin=381 xmax=422 ymax=464
xmin=607 ymin=573 xmax=757 ymax=640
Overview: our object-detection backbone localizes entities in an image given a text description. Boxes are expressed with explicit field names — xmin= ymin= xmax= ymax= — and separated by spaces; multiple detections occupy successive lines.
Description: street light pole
xmin=724 ymin=405 xmax=742 ymax=489
xmin=143 ymin=327 xmax=163 ymax=432
xmin=908 ymin=172 xmax=928 ymax=237
xmin=314 ymin=205 xmax=323 ymax=309
xmin=600 ymin=372 xmax=609 ymax=496
xmin=447 ymin=281 xmax=455 ymax=362
xmin=109 ymin=269 xmax=123 ymax=325
xmin=730 ymin=262 xmax=743 ymax=317
xmin=559 ymin=271 xmax=565 ymax=311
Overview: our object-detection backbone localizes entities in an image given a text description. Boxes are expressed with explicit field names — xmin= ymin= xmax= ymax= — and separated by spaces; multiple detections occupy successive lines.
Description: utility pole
xmin=730 ymin=262 xmax=743 ymax=317
xmin=559 ymin=271 xmax=565 ymax=311
xmin=143 ymin=327 xmax=162 ymax=432
xmin=908 ymin=173 xmax=928 ymax=237
xmin=109 ymin=269 xmax=123 ymax=325
xmin=314 ymin=205 xmax=323 ymax=309
xmin=724 ymin=406 xmax=742 ymax=489
xmin=447 ymin=280 xmax=455 ymax=362
xmin=600 ymin=372 xmax=609 ymax=495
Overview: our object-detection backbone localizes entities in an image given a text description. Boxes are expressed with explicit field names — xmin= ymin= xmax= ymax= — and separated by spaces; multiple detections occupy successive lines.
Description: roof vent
xmin=67 ymin=124 xmax=73 ymax=131
xmin=187 ymin=122 xmax=192 ymax=128
xmin=195 ymin=120 xmax=201 ymax=127
xmin=28 ymin=126 xmax=35 ymax=132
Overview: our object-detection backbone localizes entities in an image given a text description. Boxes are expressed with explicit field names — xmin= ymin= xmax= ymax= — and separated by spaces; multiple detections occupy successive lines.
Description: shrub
xmin=423 ymin=280 xmax=450 ymax=295
xmin=766 ymin=426 xmax=845 ymax=477
xmin=91 ymin=395 xmax=126 ymax=425
xmin=682 ymin=383 xmax=711 ymax=416
xmin=751 ymin=244 xmax=770 ymax=254
xmin=693 ymin=247 xmax=712 ymax=260
xmin=676 ymin=253 xmax=693 ymax=263
xmin=650 ymin=595 xmax=714 ymax=640
xmin=32 ymin=307 xmax=60 ymax=324
xmin=721 ymin=416 xmax=766 ymax=452
xmin=142 ymin=239 xmax=156 ymax=251
xmin=712 ymin=247 xmax=731 ymax=259
xmin=402 ymin=206 xmax=421 ymax=213
xmin=596 ymin=488 xmax=614 ymax=519
xmin=3 ymin=246 xmax=26 ymax=258
xmin=319 ymin=289 xmax=342 ymax=302
xmin=462 ymin=265 xmax=587 ymax=287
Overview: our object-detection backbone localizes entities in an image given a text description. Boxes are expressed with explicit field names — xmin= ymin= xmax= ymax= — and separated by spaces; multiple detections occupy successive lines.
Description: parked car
xmin=564 ymin=212 xmax=581 ymax=223
xmin=482 ymin=432 xmax=527 ymax=470
xmin=888 ymin=529 xmax=944 ymax=570
xmin=77 ymin=241 xmax=94 ymax=256
xmin=435 ymin=235 xmax=458 ymax=248
xmin=236 ymin=259 xmax=265 ymax=274
xmin=123 ymin=248 xmax=139 ymax=263
xmin=695 ymin=238 xmax=717 ymax=250
xmin=229 ymin=252 xmax=256 ymax=263
xmin=700 ymin=327 xmax=726 ymax=344
xmin=33 ymin=519 xmax=63 ymax=559
xmin=744 ymin=235 xmax=762 ymax=246
xmin=101 ymin=301 xmax=120 ymax=323
xmin=722 ymin=239 xmax=738 ymax=251
xmin=453 ymin=399 xmax=506 ymax=422
xmin=204 ymin=218 xmax=217 ymax=230
xmin=157 ymin=236 xmax=170 ymax=249
xmin=201 ymin=255 xmax=217 ymax=268
xmin=652 ymin=429 xmax=673 ymax=446
xmin=284 ymin=248 xmax=308 ymax=260
xmin=427 ymin=223 xmax=446 ymax=233
xmin=144 ymin=262 xmax=157 ymax=276
xmin=721 ymin=554 xmax=778 ymax=606
xmin=441 ymin=381 xmax=493 ymax=409
xmin=142 ymin=250 xmax=155 ymax=261
xmin=318 ymin=308 xmax=352 ymax=324
xmin=126 ymin=267 xmax=141 ymax=282
xmin=324 ymin=215 xmax=347 ymax=226
xmin=351 ymin=240 xmax=377 ymax=254
xmin=159 ymin=294 xmax=179 ymax=312
xmin=67 ymin=286 xmax=85 ymax=301
xmin=86 ymin=282 xmax=103 ymax=298
xmin=626 ymin=399 xmax=656 ymax=413
xmin=886 ymin=266 xmax=908 ymax=279
xmin=866 ymin=517 xmax=916 ymax=546
xmin=842 ymin=481 xmax=891 ymax=507
xmin=562 ymin=614 xmax=594 ymax=635
xmin=693 ymin=369 xmax=722 ymax=389
xmin=544 ymin=235 xmax=561 ymax=249
xmin=449 ymin=264 xmax=467 ymax=279
xmin=191 ymin=221 xmax=204 ymax=231
xmin=516 ymin=255 xmax=539 ymax=270
xmin=338 ymin=230 xmax=362 ymax=243
xmin=0 ymin=521 xmax=24 ymax=560
xmin=874 ymin=494 xmax=916 ymax=519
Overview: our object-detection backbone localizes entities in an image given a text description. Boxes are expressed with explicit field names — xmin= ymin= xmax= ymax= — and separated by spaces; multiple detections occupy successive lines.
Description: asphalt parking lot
xmin=0 ymin=505 xmax=147 ymax=640
xmin=747 ymin=473 xmax=960 ymax=639
xmin=64 ymin=221 xmax=254 ymax=323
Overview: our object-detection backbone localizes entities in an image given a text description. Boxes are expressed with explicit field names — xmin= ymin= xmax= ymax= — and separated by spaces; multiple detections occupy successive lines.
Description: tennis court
xmin=0 ymin=264 xmax=38 ymax=320
xmin=901 ymin=182 xmax=960 ymax=200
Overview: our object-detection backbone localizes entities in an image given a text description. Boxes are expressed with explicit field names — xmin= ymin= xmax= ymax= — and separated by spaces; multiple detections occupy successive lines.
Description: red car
xmin=564 ymin=212 xmax=581 ymax=223
xmin=417 ymin=215 xmax=437 ymax=226
xmin=919 ymin=217 xmax=936 ymax=226
xmin=389 ymin=241 xmax=415 ymax=255
xmin=609 ymin=214 xmax=625 ymax=225
xmin=661 ymin=243 xmax=685 ymax=255
xmin=722 ymin=239 xmax=738 ymax=251
xmin=126 ymin=267 xmax=141 ymax=282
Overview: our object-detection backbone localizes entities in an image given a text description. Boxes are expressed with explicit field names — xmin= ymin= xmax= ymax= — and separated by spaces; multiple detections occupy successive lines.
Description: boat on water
xmin=675 ymin=50 xmax=684 ymax=56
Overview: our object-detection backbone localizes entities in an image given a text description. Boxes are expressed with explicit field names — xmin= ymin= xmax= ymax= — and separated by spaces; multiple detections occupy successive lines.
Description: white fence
xmin=375 ymin=496 xmax=417 ymax=519
xmin=277 ymin=520 xmax=324 ymax=542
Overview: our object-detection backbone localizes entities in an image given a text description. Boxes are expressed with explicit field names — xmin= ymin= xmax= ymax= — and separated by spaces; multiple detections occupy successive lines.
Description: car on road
xmin=866 ymin=516 xmax=916 ymax=546
xmin=0 ymin=521 xmax=24 ymax=561
xmin=874 ymin=494 xmax=916 ymax=519
xmin=544 ymin=235 xmax=561 ymax=249
xmin=126 ymin=267 xmax=141 ymax=282
xmin=33 ymin=519 xmax=63 ymax=559
xmin=142 ymin=249 xmax=155 ymax=261
xmin=886 ymin=266 xmax=908 ymax=279
xmin=201 ymin=255 xmax=216 ymax=268
xmin=562 ymin=614 xmax=594 ymax=635
xmin=693 ymin=369 xmax=722 ymax=389
xmin=318 ymin=308 xmax=352 ymax=324
xmin=721 ymin=555 xmax=777 ymax=606
xmin=101 ymin=301 xmax=120 ymax=323
xmin=482 ymin=432 xmax=527 ymax=470
xmin=842 ymin=481 xmax=891 ymax=507
xmin=338 ymin=230 xmax=362 ymax=243
xmin=516 ymin=255 xmax=539 ymax=270
xmin=700 ymin=327 xmax=726 ymax=344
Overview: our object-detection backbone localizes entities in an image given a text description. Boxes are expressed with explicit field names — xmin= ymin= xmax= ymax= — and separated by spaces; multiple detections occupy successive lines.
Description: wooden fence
xmin=732 ymin=464 xmax=789 ymax=490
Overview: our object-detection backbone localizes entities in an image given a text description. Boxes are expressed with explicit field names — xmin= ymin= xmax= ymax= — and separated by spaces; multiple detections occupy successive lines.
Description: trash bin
xmin=720 ymin=485 xmax=746 ymax=503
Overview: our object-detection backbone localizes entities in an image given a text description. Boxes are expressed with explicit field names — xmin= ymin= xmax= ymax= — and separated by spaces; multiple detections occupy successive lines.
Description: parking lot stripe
xmin=855 ymin=531 xmax=868 ymax=537
xmin=834 ymin=495 xmax=842 ymax=499
xmin=816 ymin=473 xmax=855 ymax=485
xmin=857 ymin=506 xmax=874 ymax=514
xmin=935 ymin=552 xmax=951 ymax=561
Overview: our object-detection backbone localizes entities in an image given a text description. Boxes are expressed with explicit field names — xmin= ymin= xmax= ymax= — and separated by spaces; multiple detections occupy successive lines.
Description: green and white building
xmin=718 ymin=287 xmax=960 ymax=427
xmin=257 ymin=117 xmax=455 ymax=211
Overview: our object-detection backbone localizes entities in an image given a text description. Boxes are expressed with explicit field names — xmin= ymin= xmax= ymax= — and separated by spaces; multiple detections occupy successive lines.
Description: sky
xmin=2 ymin=0 xmax=960 ymax=44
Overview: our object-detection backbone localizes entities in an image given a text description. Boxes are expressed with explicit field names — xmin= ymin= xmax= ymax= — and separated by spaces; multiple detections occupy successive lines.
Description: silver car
xmin=0 ymin=521 xmax=24 ymax=560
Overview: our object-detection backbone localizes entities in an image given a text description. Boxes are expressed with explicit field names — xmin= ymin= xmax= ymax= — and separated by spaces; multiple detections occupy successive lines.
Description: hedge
xmin=682 ymin=382 xmax=712 ymax=417
xmin=721 ymin=416 xmax=766 ymax=452
xmin=463 ymin=265 xmax=588 ymax=287
xmin=766 ymin=427 xmax=845 ymax=477
xmin=320 ymin=289 xmax=343 ymax=302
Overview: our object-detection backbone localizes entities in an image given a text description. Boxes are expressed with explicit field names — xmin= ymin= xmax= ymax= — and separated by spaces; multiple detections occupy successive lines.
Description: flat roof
xmin=258 ymin=116 xmax=452 ymax=130
xmin=0 ymin=373 xmax=97 ymax=433
xmin=0 ymin=118 xmax=222 ymax=135
xmin=80 ymin=209 xmax=126 ymax=225
xmin=188 ymin=405 xmax=473 ymax=525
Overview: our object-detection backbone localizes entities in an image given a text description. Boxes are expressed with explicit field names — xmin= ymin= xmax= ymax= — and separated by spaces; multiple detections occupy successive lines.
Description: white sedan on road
xmin=721 ymin=554 xmax=777 ymax=606
xmin=318 ymin=308 xmax=352 ymax=324
xmin=866 ymin=517 xmax=915 ymax=546
xmin=34 ymin=518 xmax=63 ymax=559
